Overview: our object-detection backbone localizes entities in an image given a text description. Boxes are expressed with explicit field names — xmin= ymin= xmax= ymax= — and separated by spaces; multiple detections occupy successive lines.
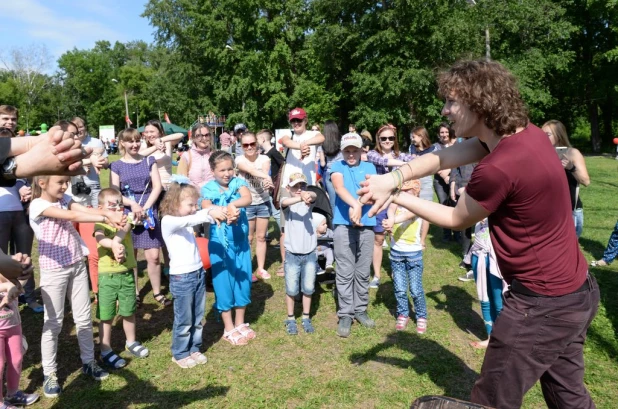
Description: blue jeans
xmin=601 ymin=220 xmax=618 ymax=264
xmin=390 ymin=249 xmax=427 ymax=320
xmin=284 ymin=251 xmax=317 ymax=296
xmin=573 ymin=208 xmax=584 ymax=238
xmin=169 ymin=268 xmax=206 ymax=360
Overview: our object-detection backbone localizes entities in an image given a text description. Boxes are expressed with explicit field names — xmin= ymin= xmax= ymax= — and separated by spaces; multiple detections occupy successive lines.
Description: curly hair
xmin=438 ymin=60 xmax=528 ymax=136
xmin=159 ymin=182 xmax=200 ymax=217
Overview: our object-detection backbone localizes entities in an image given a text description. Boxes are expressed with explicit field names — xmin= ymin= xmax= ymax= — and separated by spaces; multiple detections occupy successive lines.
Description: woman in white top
xmin=235 ymin=132 xmax=273 ymax=280
xmin=139 ymin=120 xmax=184 ymax=192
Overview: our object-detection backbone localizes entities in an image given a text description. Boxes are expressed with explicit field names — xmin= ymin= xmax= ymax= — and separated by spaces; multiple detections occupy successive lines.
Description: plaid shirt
xmin=30 ymin=196 xmax=88 ymax=271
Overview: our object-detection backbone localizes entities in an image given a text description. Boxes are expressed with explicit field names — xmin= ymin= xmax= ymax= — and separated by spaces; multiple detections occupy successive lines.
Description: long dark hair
xmin=144 ymin=120 xmax=166 ymax=147
xmin=322 ymin=120 xmax=341 ymax=157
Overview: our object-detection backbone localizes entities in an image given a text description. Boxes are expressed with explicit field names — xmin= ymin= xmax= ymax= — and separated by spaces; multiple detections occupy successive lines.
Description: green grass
xmin=18 ymin=154 xmax=618 ymax=408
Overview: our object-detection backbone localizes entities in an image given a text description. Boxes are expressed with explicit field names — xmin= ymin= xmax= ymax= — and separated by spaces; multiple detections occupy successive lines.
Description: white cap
xmin=340 ymin=132 xmax=363 ymax=150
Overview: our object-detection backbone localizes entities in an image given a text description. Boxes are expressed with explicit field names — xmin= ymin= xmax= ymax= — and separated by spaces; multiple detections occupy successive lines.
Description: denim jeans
xmin=601 ymin=220 xmax=618 ymax=264
xmin=169 ymin=268 xmax=206 ymax=360
xmin=573 ymin=208 xmax=584 ymax=238
xmin=390 ymin=249 xmax=427 ymax=320
xmin=284 ymin=251 xmax=317 ymax=296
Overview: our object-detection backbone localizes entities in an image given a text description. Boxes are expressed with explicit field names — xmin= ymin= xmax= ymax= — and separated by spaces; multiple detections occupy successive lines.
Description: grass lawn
xmin=17 ymin=155 xmax=618 ymax=408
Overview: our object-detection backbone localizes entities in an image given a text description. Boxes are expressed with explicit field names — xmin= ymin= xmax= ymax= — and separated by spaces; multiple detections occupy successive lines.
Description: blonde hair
xmin=159 ymin=183 xmax=200 ymax=217
xmin=542 ymin=120 xmax=571 ymax=148
xmin=118 ymin=128 xmax=141 ymax=155
xmin=97 ymin=188 xmax=122 ymax=205
xmin=32 ymin=175 xmax=52 ymax=199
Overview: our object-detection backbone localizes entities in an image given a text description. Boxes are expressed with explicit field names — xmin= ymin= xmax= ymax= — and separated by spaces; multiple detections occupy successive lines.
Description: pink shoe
xmin=416 ymin=318 xmax=427 ymax=334
xmin=395 ymin=315 xmax=409 ymax=331
xmin=255 ymin=269 xmax=271 ymax=280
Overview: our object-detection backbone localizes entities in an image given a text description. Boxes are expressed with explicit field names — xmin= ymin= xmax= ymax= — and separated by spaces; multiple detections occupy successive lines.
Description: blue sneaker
xmin=5 ymin=390 xmax=40 ymax=406
xmin=82 ymin=360 xmax=109 ymax=381
xmin=43 ymin=372 xmax=62 ymax=398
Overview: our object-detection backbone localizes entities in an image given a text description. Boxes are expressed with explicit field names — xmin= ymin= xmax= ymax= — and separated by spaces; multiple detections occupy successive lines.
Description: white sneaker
xmin=458 ymin=271 xmax=474 ymax=282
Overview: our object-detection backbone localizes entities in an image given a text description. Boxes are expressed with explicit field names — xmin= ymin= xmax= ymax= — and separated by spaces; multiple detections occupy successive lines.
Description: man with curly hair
xmin=359 ymin=59 xmax=598 ymax=409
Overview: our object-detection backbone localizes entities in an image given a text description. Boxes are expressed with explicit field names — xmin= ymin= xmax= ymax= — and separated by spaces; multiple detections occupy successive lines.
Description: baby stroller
xmin=306 ymin=186 xmax=337 ymax=298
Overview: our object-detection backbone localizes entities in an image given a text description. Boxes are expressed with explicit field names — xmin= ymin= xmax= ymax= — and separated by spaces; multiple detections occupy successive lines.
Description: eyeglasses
xmin=242 ymin=142 xmax=256 ymax=148
xmin=380 ymin=136 xmax=396 ymax=142
xmin=194 ymin=133 xmax=211 ymax=139
xmin=290 ymin=119 xmax=303 ymax=125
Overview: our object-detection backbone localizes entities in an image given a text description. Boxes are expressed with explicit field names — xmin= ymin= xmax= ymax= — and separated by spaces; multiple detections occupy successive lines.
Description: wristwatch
xmin=1 ymin=157 xmax=17 ymax=179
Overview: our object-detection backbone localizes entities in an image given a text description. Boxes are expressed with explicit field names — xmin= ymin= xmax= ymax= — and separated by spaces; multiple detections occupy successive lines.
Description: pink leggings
xmin=0 ymin=325 xmax=23 ymax=397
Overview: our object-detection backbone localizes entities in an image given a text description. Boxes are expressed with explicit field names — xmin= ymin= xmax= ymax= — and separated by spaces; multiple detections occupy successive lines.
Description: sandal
xmin=276 ymin=266 xmax=285 ymax=277
xmin=284 ymin=319 xmax=298 ymax=335
xmin=236 ymin=323 xmax=256 ymax=340
xmin=255 ymin=269 xmax=271 ymax=280
xmin=101 ymin=350 xmax=127 ymax=369
xmin=301 ymin=318 xmax=315 ymax=333
xmin=153 ymin=293 xmax=172 ymax=307
xmin=125 ymin=341 xmax=149 ymax=358
xmin=590 ymin=260 xmax=608 ymax=267
xmin=222 ymin=328 xmax=248 ymax=345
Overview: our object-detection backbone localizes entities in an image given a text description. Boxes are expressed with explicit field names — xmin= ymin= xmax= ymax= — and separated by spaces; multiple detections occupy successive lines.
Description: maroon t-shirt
xmin=466 ymin=124 xmax=587 ymax=296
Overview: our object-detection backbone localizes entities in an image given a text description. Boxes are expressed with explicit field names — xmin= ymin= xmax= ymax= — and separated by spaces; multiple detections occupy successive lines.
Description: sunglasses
xmin=380 ymin=136 xmax=396 ymax=142
xmin=193 ymin=133 xmax=211 ymax=139
xmin=290 ymin=119 xmax=303 ymax=125
xmin=242 ymin=142 xmax=257 ymax=148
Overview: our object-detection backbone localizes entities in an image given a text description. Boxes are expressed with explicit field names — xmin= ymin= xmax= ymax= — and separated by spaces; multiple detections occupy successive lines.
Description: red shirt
xmin=466 ymin=124 xmax=587 ymax=296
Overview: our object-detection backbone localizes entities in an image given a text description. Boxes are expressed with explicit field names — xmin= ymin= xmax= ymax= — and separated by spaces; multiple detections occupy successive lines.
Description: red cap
xmin=288 ymin=108 xmax=307 ymax=121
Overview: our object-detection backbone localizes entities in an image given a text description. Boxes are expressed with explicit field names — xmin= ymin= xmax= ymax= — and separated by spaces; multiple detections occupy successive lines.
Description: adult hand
xmin=561 ymin=156 xmax=574 ymax=170
xmin=357 ymin=173 xmax=396 ymax=217
xmin=300 ymin=142 xmax=310 ymax=159
xmin=91 ymin=153 xmax=107 ymax=175
xmin=156 ymin=139 xmax=165 ymax=152
xmin=130 ymin=203 xmax=144 ymax=221
xmin=19 ymin=185 xmax=32 ymax=202
xmin=262 ymin=176 xmax=274 ymax=190
xmin=13 ymin=128 xmax=93 ymax=177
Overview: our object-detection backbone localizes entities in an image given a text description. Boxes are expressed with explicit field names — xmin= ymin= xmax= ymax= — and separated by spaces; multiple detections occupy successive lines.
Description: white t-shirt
xmin=282 ymin=130 xmax=318 ymax=187
xmin=235 ymin=155 xmax=271 ymax=205
xmin=161 ymin=210 xmax=214 ymax=275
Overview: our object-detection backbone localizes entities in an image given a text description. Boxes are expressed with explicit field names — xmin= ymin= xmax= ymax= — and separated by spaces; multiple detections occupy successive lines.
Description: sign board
xmin=99 ymin=125 xmax=115 ymax=142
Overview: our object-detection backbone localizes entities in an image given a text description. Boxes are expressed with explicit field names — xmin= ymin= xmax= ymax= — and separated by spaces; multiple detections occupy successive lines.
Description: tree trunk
xmin=601 ymin=96 xmax=613 ymax=144
xmin=588 ymin=101 xmax=601 ymax=153
xmin=485 ymin=28 xmax=491 ymax=61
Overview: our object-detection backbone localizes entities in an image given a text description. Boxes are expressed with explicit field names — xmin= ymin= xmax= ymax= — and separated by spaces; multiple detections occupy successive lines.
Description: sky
xmin=1 ymin=0 xmax=155 ymax=72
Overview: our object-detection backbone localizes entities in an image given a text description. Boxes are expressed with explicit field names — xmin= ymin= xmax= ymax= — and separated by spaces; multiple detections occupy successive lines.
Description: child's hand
xmin=19 ymin=185 xmax=32 ymax=202
xmin=209 ymin=206 xmax=228 ymax=226
xmin=300 ymin=191 xmax=313 ymax=205
xmin=6 ymin=282 xmax=23 ymax=302
xmin=382 ymin=218 xmax=394 ymax=232
xmin=111 ymin=242 xmax=126 ymax=263
xmin=349 ymin=203 xmax=363 ymax=226
xmin=226 ymin=204 xmax=240 ymax=224
xmin=12 ymin=253 xmax=33 ymax=284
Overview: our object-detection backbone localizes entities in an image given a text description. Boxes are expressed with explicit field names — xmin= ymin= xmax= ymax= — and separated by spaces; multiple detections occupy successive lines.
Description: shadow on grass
xmin=349 ymin=331 xmax=477 ymax=401
xmin=426 ymin=285 xmax=486 ymax=341
xmin=51 ymin=367 xmax=229 ymax=409
xmin=579 ymin=237 xmax=607 ymax=261
xmin=428 ymin=225 xmax=465 ymax=260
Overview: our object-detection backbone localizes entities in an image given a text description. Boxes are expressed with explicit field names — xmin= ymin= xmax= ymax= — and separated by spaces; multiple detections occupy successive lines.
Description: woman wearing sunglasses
xmin=177 ymin=123 xmax=214 ymax=189
xmin=235 ymin=131 xmax=274 ymax=281
xmin=365 ymin=124 xmax=415 ymax=289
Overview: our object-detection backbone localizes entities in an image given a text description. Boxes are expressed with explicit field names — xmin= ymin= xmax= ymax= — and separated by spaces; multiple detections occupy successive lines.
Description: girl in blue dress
xmin=200 ymin=151 xmax=254 ymax=345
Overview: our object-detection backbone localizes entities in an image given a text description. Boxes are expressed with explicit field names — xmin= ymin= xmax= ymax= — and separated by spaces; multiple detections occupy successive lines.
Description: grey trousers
xmin=333 ymin=225 xmax=374 ymax=318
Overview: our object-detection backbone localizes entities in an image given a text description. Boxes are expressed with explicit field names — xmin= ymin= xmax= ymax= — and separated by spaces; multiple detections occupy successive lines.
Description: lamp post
xmin=111 ymin=78 xmax=131 ymax=127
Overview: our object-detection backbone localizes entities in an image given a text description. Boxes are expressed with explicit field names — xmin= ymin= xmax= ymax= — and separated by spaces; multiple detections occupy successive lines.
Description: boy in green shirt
xmin=94 ymin=188 xmax=149 ymax=369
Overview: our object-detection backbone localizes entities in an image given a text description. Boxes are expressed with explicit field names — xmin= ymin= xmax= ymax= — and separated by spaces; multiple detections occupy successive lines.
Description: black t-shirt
xmin=265 ymin=147 xmax=285 ymax=177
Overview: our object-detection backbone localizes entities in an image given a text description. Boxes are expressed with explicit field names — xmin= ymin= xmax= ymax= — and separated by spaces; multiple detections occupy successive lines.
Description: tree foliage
xmin=1 ymin=1 xmax=617 ymax=150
